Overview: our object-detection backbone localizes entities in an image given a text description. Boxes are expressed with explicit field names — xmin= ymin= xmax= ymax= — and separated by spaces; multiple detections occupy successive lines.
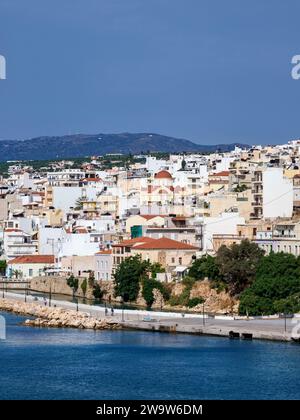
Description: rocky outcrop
xmin=165 ymin=279 xmax=239 ymax=314
xmin=0 ymin=298 xmax=122 ymax=330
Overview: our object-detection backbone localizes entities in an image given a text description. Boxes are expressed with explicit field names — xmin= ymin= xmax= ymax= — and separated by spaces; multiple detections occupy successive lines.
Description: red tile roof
xmin=210 ymin=171 xmax=230 ymax=177
xmin=132 ymin=237 xmax=198 ymax=250
xmin=9 ymin=255 xmax=55 ymax=264
xmin=140 ymin=215 xmax=165 ymax=220
xmin=95 ymin=250 xmax=112 ymax=255
xmin=112 ymin=237 xmax=154 ymax=247
xmin=154 ymin=170 xmax=172 ymax=179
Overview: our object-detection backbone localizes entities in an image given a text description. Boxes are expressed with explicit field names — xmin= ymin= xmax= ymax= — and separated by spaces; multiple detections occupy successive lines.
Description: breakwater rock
xmin=0 ymin=298 xmax=122 ymax=330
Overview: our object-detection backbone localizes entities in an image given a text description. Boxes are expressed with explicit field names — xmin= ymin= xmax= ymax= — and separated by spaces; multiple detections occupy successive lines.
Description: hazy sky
xmin=0 ymin=0 xmax=300 ymax=144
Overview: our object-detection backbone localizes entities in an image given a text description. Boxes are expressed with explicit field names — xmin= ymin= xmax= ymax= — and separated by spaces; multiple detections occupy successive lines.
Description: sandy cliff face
xmin=165 ymin=279 xmax=239 ymax=314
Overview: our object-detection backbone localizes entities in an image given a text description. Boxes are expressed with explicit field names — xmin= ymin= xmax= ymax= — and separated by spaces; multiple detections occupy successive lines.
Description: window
xmin=179 ymin=257 xmax=182 ymax=265
xmin=171 ymin=257 xmax=175 ymax=263
xmin=29 ymin=269 xmax=33 ymax=277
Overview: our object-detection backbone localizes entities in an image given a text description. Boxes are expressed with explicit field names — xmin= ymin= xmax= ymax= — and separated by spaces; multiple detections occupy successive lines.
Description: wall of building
xmin=263 ymin=168 xmax=293 ymax=218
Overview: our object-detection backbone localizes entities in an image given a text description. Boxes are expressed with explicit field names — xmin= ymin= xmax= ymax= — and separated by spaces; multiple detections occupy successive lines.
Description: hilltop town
xmin=1 ymin=140 xmax=300 ymax=313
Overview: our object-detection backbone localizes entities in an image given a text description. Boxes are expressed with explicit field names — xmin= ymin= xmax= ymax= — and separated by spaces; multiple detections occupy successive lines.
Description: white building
xmin=263 ymin=168 xmax=293 ymax=218
xmin=200 ymin=212 xmax=245 ymax=252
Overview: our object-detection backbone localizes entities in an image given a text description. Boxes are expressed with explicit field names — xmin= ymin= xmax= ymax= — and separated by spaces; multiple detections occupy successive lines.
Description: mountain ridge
xmin=0 ymin=132 xmax=248 ymax=161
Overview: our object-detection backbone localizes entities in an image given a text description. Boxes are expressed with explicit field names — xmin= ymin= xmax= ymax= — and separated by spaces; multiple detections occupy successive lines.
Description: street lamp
xmin=49 ymin=282 xmax=52 ymax=307
xmin=122 ymin=298 xmax=125 ymax=322
xmin=284 ymin=312 xmax=287 ymax=333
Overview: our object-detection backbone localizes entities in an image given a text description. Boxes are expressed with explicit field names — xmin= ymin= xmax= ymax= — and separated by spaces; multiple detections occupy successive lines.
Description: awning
xmin=173 ymin=265 xmax=187 ymax=273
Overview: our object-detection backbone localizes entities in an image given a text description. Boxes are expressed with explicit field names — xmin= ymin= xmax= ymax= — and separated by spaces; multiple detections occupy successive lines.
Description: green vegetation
xmin=0 ymin=260 xmax=7 ymax=276
xmin=92 ymin=283 xmax=103 ymax=300
xmin=216 ymin=240 xmax=264 ymax=295
xmin=187 ymin=297 xmax=205 ymax=308
xmin=233 ymin=184 xmax=248 ymax=192
xmin=141 ymin=278 xmax=170 ymax=308
xmin=80 ymin=278 xmax=87 ymax=297
xmin=169 ymin=276 xmax=199 ymax=307
xmin=114 ymin=256 xmax=168 ymax=307
xmin=114 ymin=255 xmax=150 ymax=302
xmin=66 ymin=275 xmax=79 ymax=296
xmin=239 ymin=252 xmax=300 ymax=315
xmin=74 ymin=196 xmax=87 ymax=210
xmin=189 ymin=255 xmax=221 ymax=281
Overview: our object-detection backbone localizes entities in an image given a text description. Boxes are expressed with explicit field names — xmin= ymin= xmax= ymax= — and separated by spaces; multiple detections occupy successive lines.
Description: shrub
xmin=67 ymin=275 xmax=79 ymax=296
xmin=187 ymin=297 xmax=205 ymax=308
xmin=81 ymin=278 xmax=87 ymax=297
xmin=189 ymin=255 xmax=221 ymax=281
xmin=93 ymin=283 xmax=103 ymax=300
xmin=142 ymin=278 xmax=170 ymax=308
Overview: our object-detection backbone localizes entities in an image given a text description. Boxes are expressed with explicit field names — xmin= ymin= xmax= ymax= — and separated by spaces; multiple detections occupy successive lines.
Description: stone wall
xmin=30 ymin=276 xmax=95 ymax=299
xmin=29 ymin=276 xmax=119 ymax=302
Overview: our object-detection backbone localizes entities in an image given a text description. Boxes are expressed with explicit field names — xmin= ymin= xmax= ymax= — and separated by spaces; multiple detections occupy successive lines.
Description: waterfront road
xmin=2 ymin=291 xmax=299 ymax=342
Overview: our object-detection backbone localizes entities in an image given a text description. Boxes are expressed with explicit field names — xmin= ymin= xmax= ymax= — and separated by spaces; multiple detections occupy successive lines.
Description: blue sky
xmin=0 ymin=0 xmax=300 ymax=144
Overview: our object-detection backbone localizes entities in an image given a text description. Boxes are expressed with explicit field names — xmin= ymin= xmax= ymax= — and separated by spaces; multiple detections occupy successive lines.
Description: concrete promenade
xmin=1 ymin=291 xmax=299 ymax=343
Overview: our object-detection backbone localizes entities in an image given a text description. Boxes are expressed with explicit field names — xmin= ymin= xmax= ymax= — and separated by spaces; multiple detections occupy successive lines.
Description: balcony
xmin=273 ymin=234 xmax=296 ymax=238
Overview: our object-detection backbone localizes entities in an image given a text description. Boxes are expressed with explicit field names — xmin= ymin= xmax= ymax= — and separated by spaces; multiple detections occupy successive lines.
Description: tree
xmin=233 ymin=184 xmax=248 ymax=192
xmin=67 ymin=275 xmax=79 ymax=297
xmin=93 ymin=283 xmax=103 ymax=300
xmin=12 ymin=269 xmax=23 ymax=279
xmin=0 ymin=260 xmax=7 ymax=276
xmin=141 ymin=278 xmax=170 ymax=308
xmin=189 ymin=255 xmax=221 ymax=281
xmin=114 ymin=255 xmax=150 ymax=302
xmin=239 ymin=252 xmax=300 ymax=315
xmin=74 ymin=196 xmax=87 ymax=210
xmin=88 ymin=272 xmax=95 ymax=288
xmin=216 ymin=240 xmax=264 ymax=295
xmin=150 ymin=262 xmax=165 ymax=279
xmin=81 ymin=278 xmax=87 ymax=297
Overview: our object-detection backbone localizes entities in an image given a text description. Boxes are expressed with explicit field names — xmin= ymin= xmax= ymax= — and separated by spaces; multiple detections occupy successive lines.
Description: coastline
xmin=1 ymin=292 xmax=299 ymax=343
xmin=0 ymin=296 xmax=121 ymax=330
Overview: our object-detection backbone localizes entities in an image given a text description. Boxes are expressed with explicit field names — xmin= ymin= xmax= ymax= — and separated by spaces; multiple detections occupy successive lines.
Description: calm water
xmin=0 ymin=311 xmax=300 ymax=400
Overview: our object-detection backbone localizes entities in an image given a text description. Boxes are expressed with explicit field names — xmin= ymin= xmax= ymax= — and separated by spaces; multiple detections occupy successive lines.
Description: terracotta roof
xmin=5 ymin=228 xmax=22 ymax=232
xmin=74 ymin=227 xmax=88 ymax=234
xmin=210 ymin=171 xmax=230 ymax=177
xmin=140 ymin=215 xmax=165 ymax=220
xmin=9 ymin=255 xmax=55 ymax=264
xmin=154 ymin=170 xmax=172 ymax=179
xmin=95 ymin=250 xmax=112 ymax=255
xmin=112 ymin=236 xmax=154 ymax=247
xmin=132 ymin=237 xmax=198 ymax=250
xmin=32 ymin=191 xmax=45 ymax=196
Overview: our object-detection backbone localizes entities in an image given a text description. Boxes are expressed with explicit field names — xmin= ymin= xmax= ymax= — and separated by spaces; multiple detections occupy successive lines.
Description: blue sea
xmin=0 ymin=311 xmax=300 ymax=400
